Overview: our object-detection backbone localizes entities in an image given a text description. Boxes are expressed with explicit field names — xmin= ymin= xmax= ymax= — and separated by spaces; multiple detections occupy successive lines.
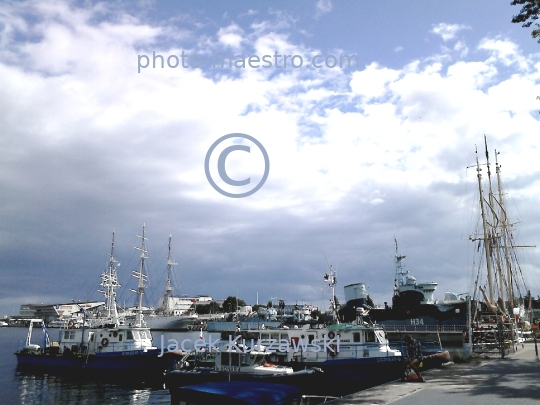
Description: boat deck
xmin=328 ymin=341 xmax=540 ymax=405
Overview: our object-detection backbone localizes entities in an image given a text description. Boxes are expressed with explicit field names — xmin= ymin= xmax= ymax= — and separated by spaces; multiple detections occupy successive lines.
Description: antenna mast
xmin=99 ymin=231 xmax=120 ymax=325
xmin=324 ymin=265 xmax=339 ymax=324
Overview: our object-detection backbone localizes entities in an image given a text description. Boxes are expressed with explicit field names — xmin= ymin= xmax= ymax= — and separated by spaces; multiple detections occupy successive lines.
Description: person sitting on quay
xmin=402 ymin=334 xmax=424 ymax=382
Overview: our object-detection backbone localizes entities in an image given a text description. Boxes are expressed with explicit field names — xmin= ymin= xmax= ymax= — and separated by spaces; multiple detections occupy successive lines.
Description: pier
xmin=328 ymin=341 xmax=540 ymax=404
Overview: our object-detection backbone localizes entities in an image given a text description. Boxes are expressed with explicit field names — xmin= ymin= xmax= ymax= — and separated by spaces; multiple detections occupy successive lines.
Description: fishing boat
xmin=14 ymin=228 xmax=174 ymax=381
xmin=165 ymin=341 xmax=320 ymax=401
xmin=144 ymin=235 xmax=199 ymax=331
xmin=226 ymin=268 xmax=403 ymax=393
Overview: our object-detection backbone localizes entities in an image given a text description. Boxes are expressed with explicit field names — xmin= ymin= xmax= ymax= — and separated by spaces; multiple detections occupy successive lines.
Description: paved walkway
xmin=329 ymin=342 xmax=540 ymax=405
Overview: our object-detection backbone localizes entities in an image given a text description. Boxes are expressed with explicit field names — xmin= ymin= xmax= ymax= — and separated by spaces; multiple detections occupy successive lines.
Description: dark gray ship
xmin=339 ymin=239 xmax=468 ymax=331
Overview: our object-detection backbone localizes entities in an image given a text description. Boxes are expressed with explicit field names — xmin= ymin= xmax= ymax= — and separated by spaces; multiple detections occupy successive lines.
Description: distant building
xmin=19 ymin=302 xmax=105 ymax=323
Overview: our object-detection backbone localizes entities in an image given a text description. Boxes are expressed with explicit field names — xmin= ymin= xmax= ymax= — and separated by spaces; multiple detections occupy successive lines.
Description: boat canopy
xmin=173 ymin=381 xmax=301 ymax=405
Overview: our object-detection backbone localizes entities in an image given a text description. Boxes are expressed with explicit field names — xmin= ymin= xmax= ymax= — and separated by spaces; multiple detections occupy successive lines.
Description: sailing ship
xmin=143 ymin=235 xmax=199 ymax=331
xmin=15 ymin=227 xmax=174 ymax=381
xmin=466 ymin=138 xmax=534 ymax=354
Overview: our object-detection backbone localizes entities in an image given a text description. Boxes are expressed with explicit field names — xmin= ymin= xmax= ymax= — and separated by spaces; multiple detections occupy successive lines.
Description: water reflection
xmin=16 ymin=369 xmax=170 ymax=405
xmin=11 ymin=330 xmax=209 ymax=405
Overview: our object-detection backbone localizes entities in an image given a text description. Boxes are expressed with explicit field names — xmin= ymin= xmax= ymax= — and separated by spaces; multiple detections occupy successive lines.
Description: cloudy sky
xmin=1 ymin=0 xmax=540 ymax=317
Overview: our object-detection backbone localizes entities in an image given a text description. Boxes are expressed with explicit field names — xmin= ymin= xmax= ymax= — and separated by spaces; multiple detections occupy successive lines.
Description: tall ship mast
xmin=162 ymin=234 xmax=176 ymax=315
xmin=469 ymin=138 xmax=534 ymax=354
xmin=143 ymin=235 xmax=200 ymax=331
xmin=131 ymin=225 xmax=149 ymax=327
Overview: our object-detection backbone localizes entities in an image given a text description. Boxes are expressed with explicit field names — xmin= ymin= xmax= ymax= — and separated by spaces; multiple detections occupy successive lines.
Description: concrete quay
xmin=329 ymin=341 xmax=540 ymax=405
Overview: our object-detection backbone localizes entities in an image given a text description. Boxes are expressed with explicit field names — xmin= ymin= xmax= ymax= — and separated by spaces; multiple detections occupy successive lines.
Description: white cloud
xmin=315 ymin=0 xmax=333 ymax=18
xmin=217 ymin=24 xmax=245 ymax=49
xmin=431 ymin=23 xmax=470 ymax=41
xmin=479 ymin=37 xmax=530 ymax=71
xmin=350 ymin=63 xmax=400 ymax=100
xmin=1 ymin=0 xmax=540 ymax=316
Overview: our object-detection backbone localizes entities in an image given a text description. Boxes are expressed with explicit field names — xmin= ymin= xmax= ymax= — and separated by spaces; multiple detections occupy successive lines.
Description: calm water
xmin=0 ymin=327 xmax=220 ymax=405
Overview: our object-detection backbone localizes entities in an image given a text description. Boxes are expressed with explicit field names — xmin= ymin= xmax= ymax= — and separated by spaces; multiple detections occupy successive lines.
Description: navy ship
xmin=339 ymin=239 xmax=468 ymax=330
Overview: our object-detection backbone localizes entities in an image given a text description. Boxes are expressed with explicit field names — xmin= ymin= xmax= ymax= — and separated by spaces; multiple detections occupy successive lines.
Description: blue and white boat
xmin=224 ymin=268 xmax=403 ymax=392
xmin=165 ymin=342 xmax=320 ymax=399
xmin=15 ymin=228 xmax=174 ymax=381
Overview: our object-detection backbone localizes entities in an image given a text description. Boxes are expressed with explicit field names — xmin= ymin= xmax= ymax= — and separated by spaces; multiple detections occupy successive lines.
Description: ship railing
xmin=301 ymin=395 xmax=340 ymax=404
xmin=380 ymin=324 xmax=465 ymax=333
xmin=354 ymin=342 xmax=399 ymax=358
xmin=97 ymin=341 xmax=143 ymax=353
xmin=304 ymin=342 xmax=398 ymax=359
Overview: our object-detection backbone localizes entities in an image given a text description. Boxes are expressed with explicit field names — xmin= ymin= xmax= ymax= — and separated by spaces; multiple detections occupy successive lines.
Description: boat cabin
xmin=55 ymin=324 xmax=154 ymax=355
xmin=214 ymin=349 xmax=293 ymax=375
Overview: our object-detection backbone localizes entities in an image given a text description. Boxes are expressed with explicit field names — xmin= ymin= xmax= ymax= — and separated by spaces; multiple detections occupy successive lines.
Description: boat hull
xmin=144 ymin=315 xmax=197 ymax=331
xmin=15 ymin=348 xmax=173 ymax=382
xmin=288 ymin=355 xmax=403 ymax=389
xmin=367 ymin=303 xmax=468 ymax=328
xmin=166 ymin=369 xmax=317 ymax=403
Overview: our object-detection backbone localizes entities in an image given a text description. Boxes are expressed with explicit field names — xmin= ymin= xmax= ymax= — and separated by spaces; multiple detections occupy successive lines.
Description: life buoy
xmin=327 ymin=344 xmax=338 ymax=357
xmin=101 ymin=338 xmax=109 ymax=347
xmin=327 ymin=331 xmax=335 ymax=339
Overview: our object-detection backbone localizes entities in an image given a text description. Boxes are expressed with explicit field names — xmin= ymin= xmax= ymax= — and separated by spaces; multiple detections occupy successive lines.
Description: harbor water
xmin=0 ymin=327 xmax=221 ymax=405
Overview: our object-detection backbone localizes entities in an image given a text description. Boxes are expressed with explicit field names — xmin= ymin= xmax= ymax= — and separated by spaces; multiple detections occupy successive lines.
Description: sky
xmin=1 ymin=0 xmax=540 ymax=317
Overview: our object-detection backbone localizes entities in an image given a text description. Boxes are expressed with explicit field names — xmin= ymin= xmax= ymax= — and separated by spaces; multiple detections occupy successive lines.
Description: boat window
xmin=133 ymin=331 xmax=140 ymax=340
xmin=241 ymin=354 xmax=251 ymax=366
xmin=365 ymin=331 xmax=375 ymax=342
xmin=353 ymin=332 xmax=361 ymax=343
xmin=220 ymin=352 xmax=241 ymax=367
xmin=63 ymin=331 xmax=76 ymax=340
xmin=127 ymin=331 xmax=134 ymax=340
xmin=118 ymin=333 xmax=123 ymax=342
xmin=374 ymin=330 xmax=386 ymax=343
xmin=271 ymin=333 xmax=279 ymax=340
xmin=308 ymin=335 xmax=314 ymax=343
xmin=140 ymin=330 xmax=147 ymax=339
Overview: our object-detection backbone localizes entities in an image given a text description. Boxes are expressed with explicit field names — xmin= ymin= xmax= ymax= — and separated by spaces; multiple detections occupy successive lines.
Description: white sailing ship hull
xmin=144 ymin=314 xmax=198 ymax=330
